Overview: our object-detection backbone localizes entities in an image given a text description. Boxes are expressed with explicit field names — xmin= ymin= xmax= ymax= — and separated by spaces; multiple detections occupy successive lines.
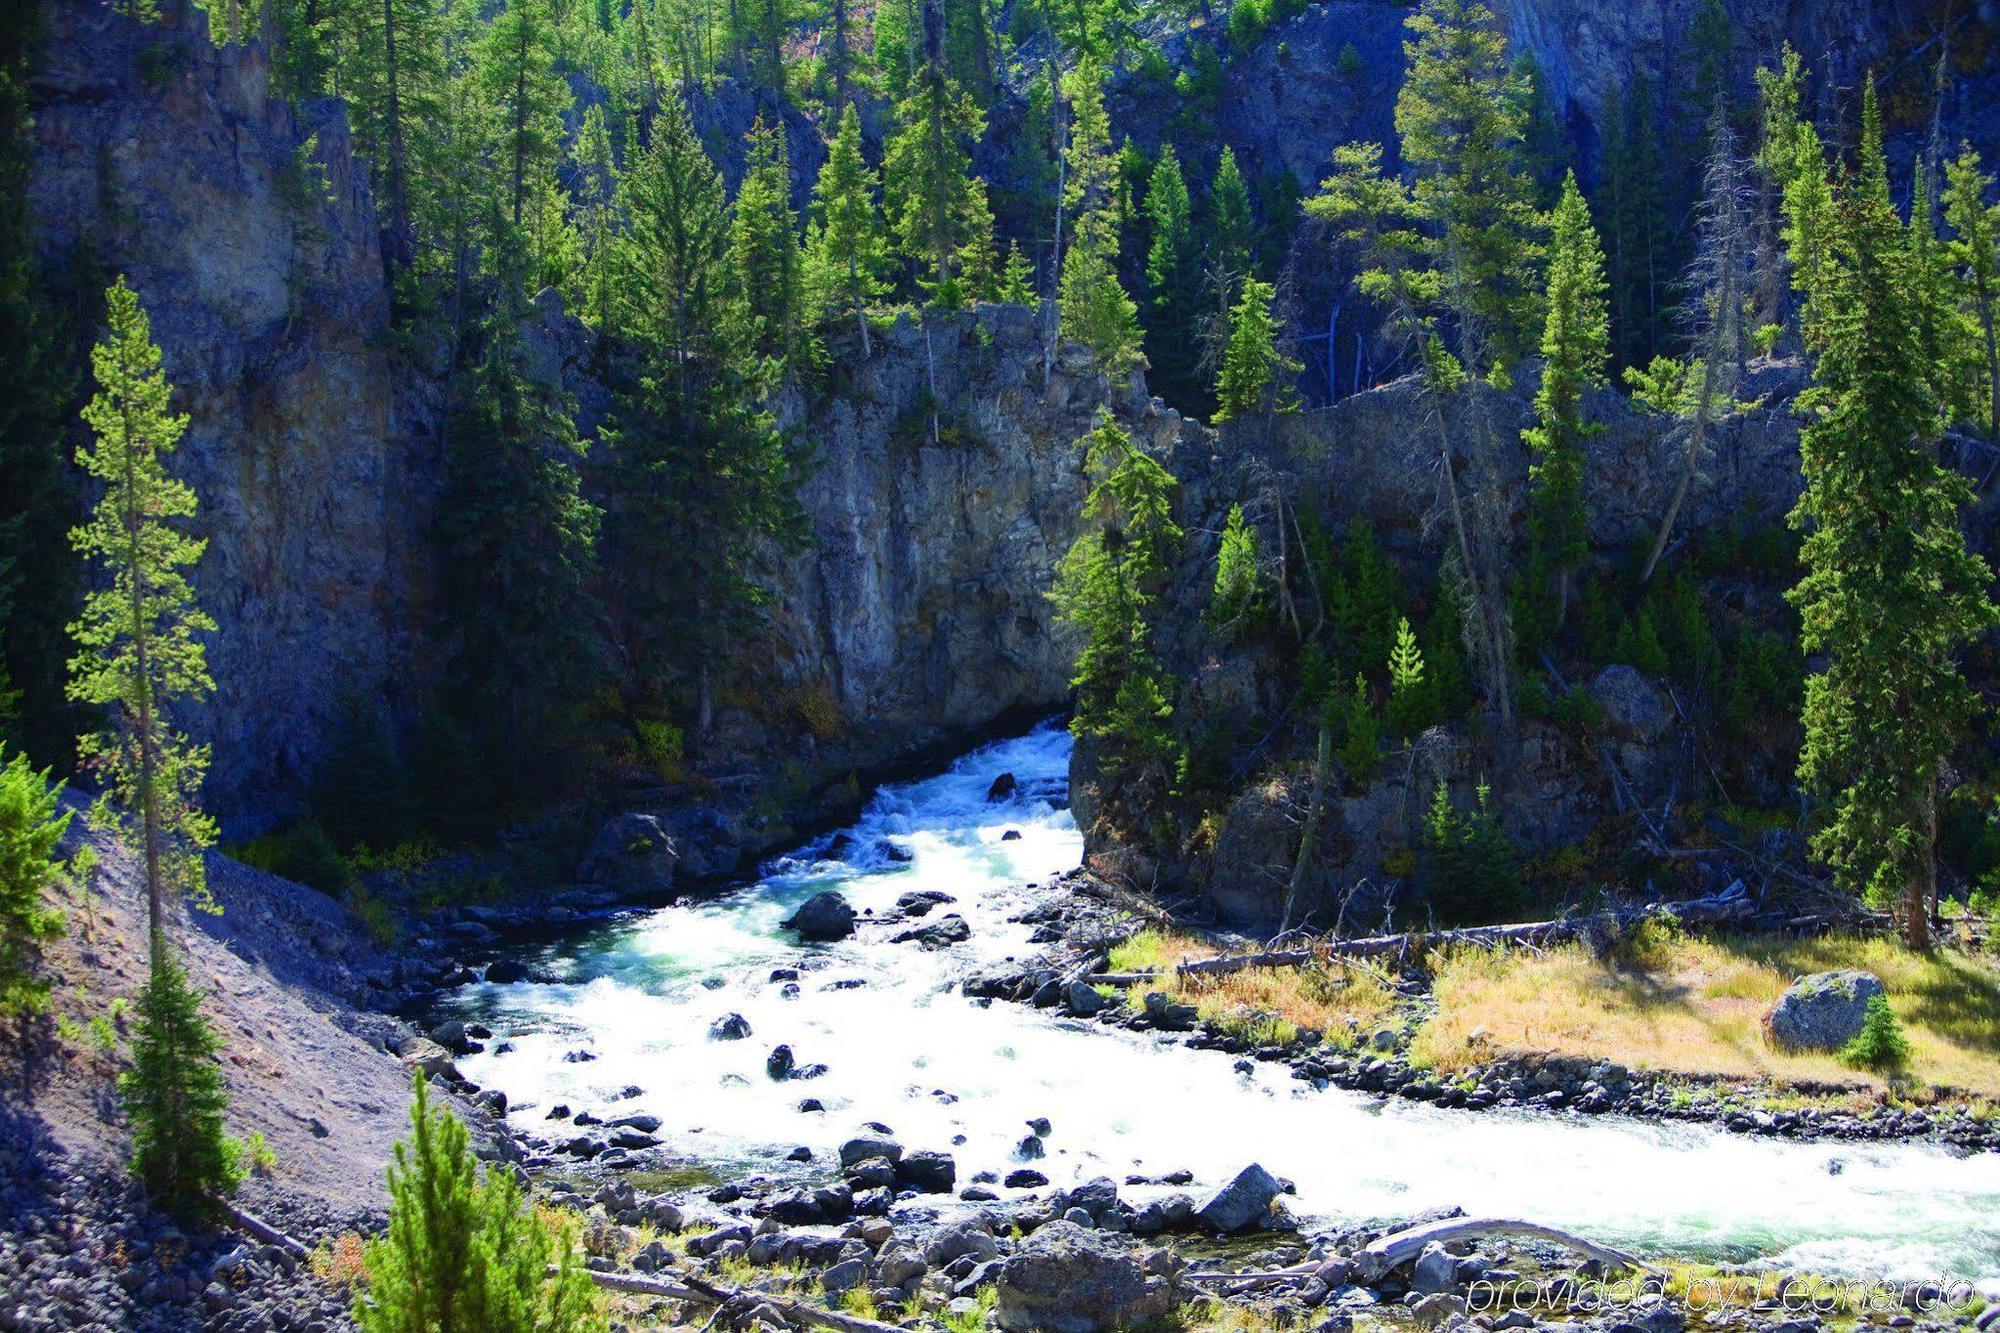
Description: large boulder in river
xmin=1765 ymin=971 xmax=1886 ymax=1051
xmin=1195 ymin=1163 xmax=1284 ymax=1234
xmin=576 ymin=812 xmax=680 ymax=896
xmin=783 ymin=891 xmax=857 ymax=941
xmin=994 ymin=1220 xmax=1178 ymax=1333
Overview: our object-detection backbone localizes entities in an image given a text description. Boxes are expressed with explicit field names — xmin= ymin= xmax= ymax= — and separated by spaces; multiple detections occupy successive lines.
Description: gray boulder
xmin=1765 ymin=971 xmax=1886 ymax=1051
xmin=708 ymin=1013 xmax=753 ymax=1041
xmin=898 ymin=1149 xmax=958 ymax=1194
xmin=839 ymin=1135 xmax=905 ymax=1168
xmin=783 ymin=892 xmax=857 ymax=941
xmin=994 ymin=1221 xmax=1177 ymax=1333
xmin=577 ymin=812 xmax=680 ymax=895
xmin=1066 ymin=981 xmax=1108 ymax=1016
xmin=1195 ymin=1163 xmax=1284 ymax=1234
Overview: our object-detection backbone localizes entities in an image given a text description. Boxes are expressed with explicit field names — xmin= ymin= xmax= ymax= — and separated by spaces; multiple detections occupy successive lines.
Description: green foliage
xmin=314 ymin=690 xmax=412 ymax=851
xmin=1787 ymin=81 xmax=1998 ymax=939
xmin=1226 ymin=0 xmax=1266 ymax=51
xmin=1612 ymin=608 xmax=1669 ymax=677
xmin=1209 ymin=503 xmax=1260 ymax=635
xmin=1201 ymin=147 xmax=1254 ymax=378
xmin=357 ymin=1074 xmax=603 ymax=1333
xmin=1386 ymin=616 xmax=1427 ymax=740
xmin=633 ymin=717 xmax=685 ymax=782
xmin=1596 ymin=78 xmax=1673 ymax=367
xmin=1421 ymin=781 xmax=1521 ymax=925
xmin=1050 ymin=415 xmax=1183 ymax=813
xmin=1422 ymin=587 xmax=1474 ymax=721
xmin=1332 ymin=516 xmax=1399 ymax=683
xmin=731 ymin=118 xmax=812 ymax=370
xmin=1142 ymin=145 xmax=1201 ymax=407
xmin=1336 ymin=41 xmax=1363 ymax=80
xmin=232 ymin=818 xmax=352 ymax=895
xmin=1839 ymin=994 xmax=1910 ymax=1076
xmin=69 ymin=278 xmax=218 ymax=923
xmin=433 ymin=245 xmax=602 ymax=808
xmin=473 ymin=0 xmax=571 ymax=236
xmin=1213 ymin=278 xmax=1301 ymax=422
xmin=1057 ymin=61 xmax=1141 ymax=372
xmin=1336 ymin=674 xmax=1379 ymax=782
xmin=1307 ymin=0 xmax=1544 ymax=372
xmin=123 ymin=946 xmax=243 ymax=1224
xmin=605 ymin=95 xmax=803 ymax=717
xmin=884 ymin=49 xmax=990 ymax=306
xmin=1942 ymin=147 xmax=2000 ymax=435
xmin=806 ymin=106 xmax=891 ymax=346
xmin=0 ymin=743 xmax=68 ymax=1018
xmin=1516 ymin=171 xmax=1608 ymax=655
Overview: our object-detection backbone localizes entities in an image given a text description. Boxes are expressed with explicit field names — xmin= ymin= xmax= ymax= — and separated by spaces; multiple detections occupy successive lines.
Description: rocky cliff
xmin=27 ymin=0 xmax=421 ymax=822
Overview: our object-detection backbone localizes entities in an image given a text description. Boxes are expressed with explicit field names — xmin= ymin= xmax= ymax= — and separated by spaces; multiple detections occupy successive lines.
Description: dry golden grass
xmin=1109 ymin=929 xmax=1401 ymax=1046
xmin=1410 ymin=931 xmax=2000 ymax=1096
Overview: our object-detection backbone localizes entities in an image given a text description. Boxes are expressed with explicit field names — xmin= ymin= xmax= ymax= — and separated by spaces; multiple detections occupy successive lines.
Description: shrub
xmin=356 ymin=1075 xmax=602 ymax=1333
xmin=0 ymin=744 xmax=69 ymax=1018
xmin=1336 ymin=41 xmax=1364 ymax=79
xmin=1421 ymin=782 xmax=1522 ymax=925
xmin=633 ymin=717 xmax=685 ymax=782
xmin=233 ymin=817 xmax=351 ymax=894
xmin=1840 ymin=994 xmax=1911 ymax=1075
xmin=1209 ymin=503 xmax=1261 ymax=634
xmin=123 ymin=947 xmax=243 ymax=1224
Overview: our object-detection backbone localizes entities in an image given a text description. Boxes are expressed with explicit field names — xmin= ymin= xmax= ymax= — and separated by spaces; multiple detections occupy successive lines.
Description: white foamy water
xmin=440 ymin=723 xmax=2000 ymax=1286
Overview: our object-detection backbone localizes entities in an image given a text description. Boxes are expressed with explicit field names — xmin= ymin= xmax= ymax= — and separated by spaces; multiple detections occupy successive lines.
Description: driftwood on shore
xmin=1087 ymin=887 xmax=1756 ymax=986
xmin=576 ymin=1266 xmax=905 ymax=1333
xmin=1185 ymin=1215 xmax=1657 ymax=1290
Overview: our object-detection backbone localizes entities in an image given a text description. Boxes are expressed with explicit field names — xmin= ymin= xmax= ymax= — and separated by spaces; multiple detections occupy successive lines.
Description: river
xmin=436 ymin=723 xmax=2000 ymax=1288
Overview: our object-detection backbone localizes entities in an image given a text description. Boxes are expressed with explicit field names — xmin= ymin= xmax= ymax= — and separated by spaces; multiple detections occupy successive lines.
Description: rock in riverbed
xmin=783 ymin=891 xmax=857 ymax=940
xmin=708 ymin=1013 xmax=753 ymax=1040
xmin=1195 ymin=1163 xmax=1284 ymax=1234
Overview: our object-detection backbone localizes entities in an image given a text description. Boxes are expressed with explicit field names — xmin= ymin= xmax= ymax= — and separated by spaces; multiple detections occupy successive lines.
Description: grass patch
xmin=941 ymin=1285 xmax=997 ymax=1332
xmin=1110 ymin=929 xmax=1402 ymax=1047
xmin=1411 ymin=932 xmax=2000 ymax=1096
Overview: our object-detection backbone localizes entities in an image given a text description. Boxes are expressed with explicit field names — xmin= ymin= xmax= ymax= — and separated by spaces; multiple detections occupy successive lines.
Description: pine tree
xmin=1201 ymin=146 xmax=1252 ymax=384
xmin=1213 ymin=277 xmax=1301 ymax=422
xmin=330 ymin=0 xmax=445 ymax=275
xmin=883 ymin=4 xmax=989 ymax=306
xmin=731 ymin=117 xmax=810 ymax=370
xmin=0 ymin=743 xmax=67 ymax=1019
xmin=805 ymin=105 xmax=890 ymax=356
xmin=608 ymin=95 xmax=803 ymax=733
xmin=1386 ymin=615 xmax=1428 ymax=740
xmin=68 ymin=279 xmax=217 ymax=944
xmin=1422 ymin=588 xmax=1472 ymax=720
xmin=1308 ymin=0 xmax=1543 ymax=370
xmin=996 ymin=241 xmax=1035 ymax=304
xmin=357 ymin=1074 xmax=602 ymax=1333
xmin=474 ymin=0 xmax=571 ymax=232
xmin=1337 ymin=673 xmax=1379 ymax=782
xmin=433 ymin=237 xmax=602 ymax=805
xmin=1942 ymin=148 xmax=1999 ymax=435
xmin=1056 ymin=60 xmax=1141 ymax=372
xmin=1050 ymin=414 xmax=1182 ymax=816
xmin=1142 ymin=145 xmax=1200 ymax=405
xmin=1518 ymin=171 xmax=1608 ymax=647
xmin=1788 ymin=81 xmax=1998 ymax=950
xmin=1596 ymin=80 xmax=1672 ymax=368
xmin=313 ymin=689 xmax=411 ymax=851
xmin=123 ymin=945 xmax=242 ymax=1223
xmin=1209 ymin=502 xmax=1259 ymax=635
xmin=941 ymin=0 xmax=993 ymax=103
xmin=572 ymin=104 xmax=619 ymax=329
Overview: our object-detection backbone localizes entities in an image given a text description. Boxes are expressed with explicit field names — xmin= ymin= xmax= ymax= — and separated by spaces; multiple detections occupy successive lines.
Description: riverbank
xmin=965 ymin=873 xmax=2000 ymax=1156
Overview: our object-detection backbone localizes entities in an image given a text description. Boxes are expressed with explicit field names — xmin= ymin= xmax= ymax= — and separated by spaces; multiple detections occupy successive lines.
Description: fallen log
xmin=226 ymin=1203 xmax=310 ymax=1258
xmin=1087 ymin=890 xmax=1754 ymax=986
xmin=575 ymin=1265 xmax=905 ymax=1333
xmin=1351 ymin=1216 xmax=1658 ymax=1283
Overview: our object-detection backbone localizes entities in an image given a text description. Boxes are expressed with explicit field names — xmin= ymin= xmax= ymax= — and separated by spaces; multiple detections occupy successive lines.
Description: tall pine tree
xmin=1787 ymin=83 xmax=1998 ymax=949
xmin=806 ymin=105 xmax=891 ymax=357
xmin=1142 ymin=145 xmax=1200 ymax=406
xmin=1056 ymin=60 xmax=1140 ymax=372
xmin=731 ymin=117 xmax=811 ymax=370
xmin=1517 ymin=171 xmax=1607 ymax=646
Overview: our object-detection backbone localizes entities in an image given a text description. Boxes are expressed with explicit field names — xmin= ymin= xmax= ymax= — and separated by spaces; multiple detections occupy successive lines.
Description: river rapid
xmin=436 ymin=724 xmax=2000 ymax=1289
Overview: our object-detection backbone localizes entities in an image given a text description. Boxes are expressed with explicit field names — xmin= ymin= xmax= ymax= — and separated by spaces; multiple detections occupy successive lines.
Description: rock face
xmin=576 ymin=813 xmax=680 ymax=896
xmin=993 ymin=1220 xmax=1178 ymax=1333
xmin=28 ymin=0 xmax=417 ymax=826
xmin=1765 ymin=971 xmax=1886 ymax=1051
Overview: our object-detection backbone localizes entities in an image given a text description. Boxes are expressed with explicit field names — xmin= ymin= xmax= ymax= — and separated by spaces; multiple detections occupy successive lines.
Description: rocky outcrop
xmin=993 ymin=1220 xmax=1180 ymax=1333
